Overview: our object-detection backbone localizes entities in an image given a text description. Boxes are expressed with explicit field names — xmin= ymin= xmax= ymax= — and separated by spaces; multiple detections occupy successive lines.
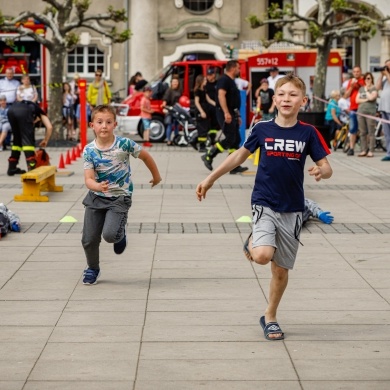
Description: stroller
xmin=165 ymin=103 xmax=197 ymax=147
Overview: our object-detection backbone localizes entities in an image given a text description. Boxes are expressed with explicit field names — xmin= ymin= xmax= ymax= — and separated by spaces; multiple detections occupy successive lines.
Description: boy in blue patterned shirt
xmin=82 ymin=104 xmax=161 ymax=285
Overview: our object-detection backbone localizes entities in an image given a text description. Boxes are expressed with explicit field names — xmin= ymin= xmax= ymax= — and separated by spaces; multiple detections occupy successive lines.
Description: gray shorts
xmin=251 ymin=205 xmax=302 ymax=270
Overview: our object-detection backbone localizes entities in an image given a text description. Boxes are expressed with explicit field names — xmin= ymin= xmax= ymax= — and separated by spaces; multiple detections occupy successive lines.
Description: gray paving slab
xmin=301 ymin=382 xmax=390 ymax=390
xmin=0 ymin=382 xmax=25 ymax=390
xmin=0 ymin=143 xmax=390 ymax=388
xmin=23 ymin=383 xmax=134 ymax=390
xmin=49 ymin=325 xmax=143 ymax=343
xmin=134 ymin=382 xmax=302 ymax=390
xmin=136 ymin=358 xmax=298 ymax=381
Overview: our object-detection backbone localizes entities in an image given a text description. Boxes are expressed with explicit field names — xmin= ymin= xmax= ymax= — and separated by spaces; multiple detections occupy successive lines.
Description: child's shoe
xmin=114 ymin=231 xmax=127 ymax=255
xmin=82 ymin=268 xmax=100 ymax=285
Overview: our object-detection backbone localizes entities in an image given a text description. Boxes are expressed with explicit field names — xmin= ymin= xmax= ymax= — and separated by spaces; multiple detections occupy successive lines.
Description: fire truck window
xmin=165 ymin=66 xmax=184 ymax=87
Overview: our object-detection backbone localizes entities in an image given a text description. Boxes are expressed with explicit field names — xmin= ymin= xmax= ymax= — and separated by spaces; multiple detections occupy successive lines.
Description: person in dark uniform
xmin=191 ymin=75 xmax=210 ymax=153
xmin=201 ymin=60 xmax=248 ymax=174
xmin=204 ymin=67 xmax=219 ymax=146
xmin=7 ymin=101 xmax=51 ymax=176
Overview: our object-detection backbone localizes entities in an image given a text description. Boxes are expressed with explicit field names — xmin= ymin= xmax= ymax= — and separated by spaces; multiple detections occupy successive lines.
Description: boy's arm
xmin=196 ymin=147 xmax=251 ymax=201
xmin=84 ymin=169 xmax=109 ymax=192
xmin=138 ymin=149 xmax=162 ymax=187
xmin=308 ymin=157 xmax=333 ymax=182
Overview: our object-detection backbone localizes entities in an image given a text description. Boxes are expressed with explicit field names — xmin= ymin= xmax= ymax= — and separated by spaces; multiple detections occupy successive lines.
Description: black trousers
xmin=7 ymin=101 xmax=36 ymax=168
xmin=216 ymin=108 xmax=241 ymax=151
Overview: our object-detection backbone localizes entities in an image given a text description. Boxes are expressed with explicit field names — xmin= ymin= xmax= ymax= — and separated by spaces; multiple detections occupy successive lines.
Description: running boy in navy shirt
xmin=196 ymin=74 xmax=332 ymax=340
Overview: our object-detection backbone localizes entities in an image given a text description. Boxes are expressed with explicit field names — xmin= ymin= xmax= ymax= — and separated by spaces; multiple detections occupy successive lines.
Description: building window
xmin=184 ymin=0 xmax=214 ymax=13
xmin=67 ymin=46 xmax=105 ymax=75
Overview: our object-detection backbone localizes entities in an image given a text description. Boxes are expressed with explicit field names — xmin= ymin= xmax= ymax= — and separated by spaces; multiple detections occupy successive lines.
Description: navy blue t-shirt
xmin=243 ymin=119 xmax=330 ymax=212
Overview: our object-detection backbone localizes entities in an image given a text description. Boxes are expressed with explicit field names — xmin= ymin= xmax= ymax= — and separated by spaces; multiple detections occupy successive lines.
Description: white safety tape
xmin=312 ymin=95 xmax=390 ymax=124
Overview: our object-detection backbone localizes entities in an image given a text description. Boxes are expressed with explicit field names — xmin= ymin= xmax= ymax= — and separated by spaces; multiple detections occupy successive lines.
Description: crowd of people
xmin=1 ymin=58 xmax=389 ymax=177
xmin=325 ymin=62 xmax=390 ymax=161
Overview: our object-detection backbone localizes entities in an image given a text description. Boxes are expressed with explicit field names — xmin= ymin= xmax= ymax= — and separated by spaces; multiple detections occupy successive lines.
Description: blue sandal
xmin=260 ymin=316 xmax=284 ymax=341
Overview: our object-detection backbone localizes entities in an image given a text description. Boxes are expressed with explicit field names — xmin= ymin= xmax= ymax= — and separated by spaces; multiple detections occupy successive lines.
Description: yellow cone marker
xmin=236 ymin=216 xmax=252 ymax=223
xmin=59 ymin=216 xmax=78 ymax=223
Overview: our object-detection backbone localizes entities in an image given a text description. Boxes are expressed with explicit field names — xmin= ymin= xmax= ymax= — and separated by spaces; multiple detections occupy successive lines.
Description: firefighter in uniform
xmin=7 ymin=101 xmax=51 ymax=176
xmin=204 ymin=67 xmax=219 ymax=146
xmin=201 ymin=60 xmax=248 ymax=174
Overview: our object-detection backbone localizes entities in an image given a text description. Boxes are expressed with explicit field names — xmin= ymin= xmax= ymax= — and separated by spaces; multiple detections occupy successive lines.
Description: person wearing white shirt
xmin=16 ymin=74 xmax=38 ymax=102
xmin=338 ymin=87 xmax=350 ymax=124
xmin=235 ymin=76 xmax=252 ymax=96
xmin=0 ymin=68 xmax=20 ymax=105
xmin=267 ymin=67 xmax=284 ymax=90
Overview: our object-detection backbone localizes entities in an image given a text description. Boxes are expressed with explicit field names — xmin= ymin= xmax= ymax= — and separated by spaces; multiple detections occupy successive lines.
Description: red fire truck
xmin=0 ymin=20 xmax=48 ymax=109
xmin=119 ymin=50 xmax=343 ymax=142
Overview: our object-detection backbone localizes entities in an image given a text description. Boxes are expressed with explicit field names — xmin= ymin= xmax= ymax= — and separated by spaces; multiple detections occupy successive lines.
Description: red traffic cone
xmin=70 ymin=147 xmax=76 ymax=162
xmin=74 ymin=146 xmax=80 ymax=158
xmin=65 ymin=150 xmax=71 ymax=165
xmin=58 ymin=153 xmax=65 ymax=169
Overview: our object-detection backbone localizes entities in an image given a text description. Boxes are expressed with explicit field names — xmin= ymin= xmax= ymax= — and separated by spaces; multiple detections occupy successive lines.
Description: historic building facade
xmin=1 ymin=0 xmax=389 ymax=95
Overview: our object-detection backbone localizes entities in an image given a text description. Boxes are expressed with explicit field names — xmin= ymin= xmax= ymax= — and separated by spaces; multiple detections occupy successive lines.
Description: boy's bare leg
xmin=247 ymin=237 xmax=287 ymax=339
xmin=264 ymin=261 xmax=288 ymax=339
xmin=144 ymin=129 xmax=150 ymax=142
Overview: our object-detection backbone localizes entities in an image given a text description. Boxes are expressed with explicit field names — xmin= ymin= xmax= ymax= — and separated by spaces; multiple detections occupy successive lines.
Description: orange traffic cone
xmin=65 ymin=150 xmax=71 ymax=165
xmin=58 ymin=153 xmax=65 ymax=169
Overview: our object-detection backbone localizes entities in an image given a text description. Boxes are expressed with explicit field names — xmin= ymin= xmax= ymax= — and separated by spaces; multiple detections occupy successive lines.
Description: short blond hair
xmin=274 ymin=73 xmax=306 ymax=96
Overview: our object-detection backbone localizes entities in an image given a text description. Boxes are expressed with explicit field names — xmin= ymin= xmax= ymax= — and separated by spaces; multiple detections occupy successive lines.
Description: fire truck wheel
xmin=137 ymin=116 xmax=166 ymax=143
xmin=148 ymin=115 xmax=166 ymax=142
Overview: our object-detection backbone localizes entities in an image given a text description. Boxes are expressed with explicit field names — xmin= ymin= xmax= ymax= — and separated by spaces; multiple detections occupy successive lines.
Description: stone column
xmin=380 ymin=24 xmax=390 ymax=63
xmin=130 ymin=0 xmax=158 ymax=80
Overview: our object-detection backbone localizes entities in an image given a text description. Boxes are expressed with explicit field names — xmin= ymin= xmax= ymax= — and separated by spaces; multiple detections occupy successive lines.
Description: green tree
xmin=248 ymin=0 xmax=388 ymax=111
xmin=0 ymin=0 xmax=131 ymax=139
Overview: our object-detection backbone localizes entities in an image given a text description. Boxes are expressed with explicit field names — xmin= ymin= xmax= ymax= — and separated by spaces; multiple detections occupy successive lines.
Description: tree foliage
xmin=0 ymin=0 xmax=131 ymax=139
xmin=247 ymin=0 xmax=389 ymax=111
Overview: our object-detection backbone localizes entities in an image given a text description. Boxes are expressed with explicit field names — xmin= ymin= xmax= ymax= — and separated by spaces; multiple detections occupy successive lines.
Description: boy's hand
xmin=196 ymin=179 xmax=213 ymax=201
xmin=150 ymin=176 xmax=162 ymax=187
xmin=100 ymin=180 xmax=109 ymax=192
xmin=308 ymin=166 xmax=323 ymax=182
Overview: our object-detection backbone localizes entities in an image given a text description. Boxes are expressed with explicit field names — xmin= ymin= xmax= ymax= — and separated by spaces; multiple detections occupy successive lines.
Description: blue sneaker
xmin=82 ymin=268 xmax=100 ymax=285
xmin=381 ymin=156 xmax=390 ymax=161
xmin=114 ymin=230 xmax=127 ymax=255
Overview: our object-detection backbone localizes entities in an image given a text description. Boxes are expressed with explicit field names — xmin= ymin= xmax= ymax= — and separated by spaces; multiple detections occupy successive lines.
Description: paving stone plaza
xmin=0 ymin=139 xmax=389 ymax=389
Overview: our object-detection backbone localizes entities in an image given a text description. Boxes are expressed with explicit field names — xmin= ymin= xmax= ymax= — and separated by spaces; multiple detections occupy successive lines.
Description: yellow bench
xmin=14 ymin=166 xmax=63 ymax=202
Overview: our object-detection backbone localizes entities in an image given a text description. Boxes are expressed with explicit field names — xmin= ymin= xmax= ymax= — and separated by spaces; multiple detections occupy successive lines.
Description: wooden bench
xmin=14 ymin=166 xmax=63 ymax=202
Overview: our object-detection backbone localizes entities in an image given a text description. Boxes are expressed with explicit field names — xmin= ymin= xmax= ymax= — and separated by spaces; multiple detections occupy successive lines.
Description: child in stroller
xmin=164 ymin=101 xmax=197 ymax=147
